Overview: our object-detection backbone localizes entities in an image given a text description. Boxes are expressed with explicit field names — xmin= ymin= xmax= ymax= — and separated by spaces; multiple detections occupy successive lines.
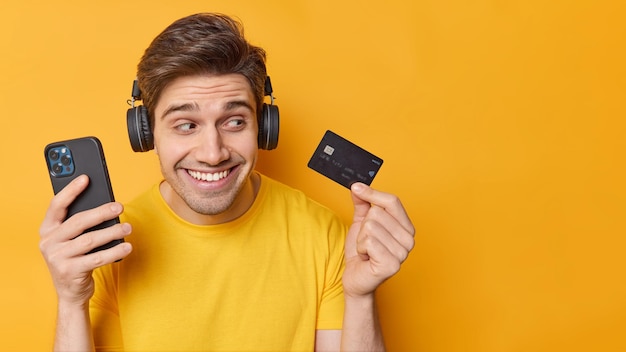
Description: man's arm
xmin=340 ymin=293 xmax=385 ymax=351
xmin=54 ymin=301 xmax=95 ymax=352
xmin=336 ymin=183 xmax=415 ymax=351
xmin=315 ymin=329 xmax=341 ymax=352
xmin=315 ymin=295 xmax=384 ymax=352
xmin=39 ymin=175 xmax=132 ymax=351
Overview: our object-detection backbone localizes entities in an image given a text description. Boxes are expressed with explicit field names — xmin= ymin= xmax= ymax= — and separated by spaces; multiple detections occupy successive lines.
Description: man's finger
xmin=350 ymin=183 xmax=415 ymax=236
xmin=63 ymin=222 xmax=132 ymax=258
xmin=357 ymin=218 xmax=412 ymax=264
xmin=40 ymin=175 xmax=90 ymax=235
xmin=363 ymin=205 xmax=416 ymax=253
xmin=67 ymin=241 xmax=133 ymax=274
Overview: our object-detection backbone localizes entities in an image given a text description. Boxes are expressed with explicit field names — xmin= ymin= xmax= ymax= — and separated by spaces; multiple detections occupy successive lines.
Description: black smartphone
xmin=44 ymin=136 xmax=123 ymax=253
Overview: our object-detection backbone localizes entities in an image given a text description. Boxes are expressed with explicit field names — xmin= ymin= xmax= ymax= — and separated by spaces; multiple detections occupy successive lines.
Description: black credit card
xmin=307 ymin=130 xmax=384 ymax=189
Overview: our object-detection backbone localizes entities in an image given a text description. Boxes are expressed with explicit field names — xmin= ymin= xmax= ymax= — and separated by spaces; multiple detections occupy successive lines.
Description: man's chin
xmin=186 ymin=199 xmax=233 ymax=216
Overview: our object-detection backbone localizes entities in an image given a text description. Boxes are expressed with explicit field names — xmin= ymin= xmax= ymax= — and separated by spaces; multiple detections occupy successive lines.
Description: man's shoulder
xmin=259 ymin=174 xmax=341 ymax=219
xmin=261 ymin=174 xmax=317 ymax=203
xmin=120 ymin=183 xmax=162 ymax=220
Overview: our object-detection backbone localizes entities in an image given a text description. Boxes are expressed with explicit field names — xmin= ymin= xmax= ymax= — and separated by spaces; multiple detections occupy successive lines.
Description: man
xmin=39 ymin=13 xmax=415 ymax=351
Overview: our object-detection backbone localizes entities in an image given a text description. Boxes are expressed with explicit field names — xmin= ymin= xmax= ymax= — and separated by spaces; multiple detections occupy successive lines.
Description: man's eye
xmin=225 ymin=119 xmax=245 ymax=129
xmin=176 ymin=122 xmax=196 ymax=132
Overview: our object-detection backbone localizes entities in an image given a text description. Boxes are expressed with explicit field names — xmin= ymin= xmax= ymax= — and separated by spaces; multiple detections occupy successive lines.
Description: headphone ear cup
xmin=127 ymin=105 xmax=154 ymax=152
xmin=258 ymin=103 xmax=279 ymax=150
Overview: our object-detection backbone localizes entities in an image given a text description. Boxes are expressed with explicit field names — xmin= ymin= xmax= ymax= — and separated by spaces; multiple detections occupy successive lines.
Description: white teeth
xmin=188 ymin=169 xmax=229 ymax=182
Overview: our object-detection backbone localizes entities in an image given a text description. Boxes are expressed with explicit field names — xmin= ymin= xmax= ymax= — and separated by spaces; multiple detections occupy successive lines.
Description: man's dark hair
xmin=137 ymin=13 xmax=267 ymax=122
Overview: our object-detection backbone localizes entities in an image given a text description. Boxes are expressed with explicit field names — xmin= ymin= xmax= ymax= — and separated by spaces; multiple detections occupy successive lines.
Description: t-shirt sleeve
xmin=90 ymin=263 xmax=124 ymax=351
xmin=316 ymin=218 xmax=348 ymax=330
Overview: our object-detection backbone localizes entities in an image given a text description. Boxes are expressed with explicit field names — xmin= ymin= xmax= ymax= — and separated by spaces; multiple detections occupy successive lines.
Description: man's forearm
xmin=341 ymin=293 xmax=385 ymax=351
xmin=54 ymin=301 xmax=94 ymax=352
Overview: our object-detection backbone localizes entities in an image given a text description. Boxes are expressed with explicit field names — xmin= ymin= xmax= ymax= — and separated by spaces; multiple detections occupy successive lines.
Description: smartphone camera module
xmin=47 ymin=146 xmax=75 ymax=177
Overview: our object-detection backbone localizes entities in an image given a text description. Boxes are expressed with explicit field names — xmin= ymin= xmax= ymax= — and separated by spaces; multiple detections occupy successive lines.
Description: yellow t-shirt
xmin=90 ymin=173 xmax=347 ymax=351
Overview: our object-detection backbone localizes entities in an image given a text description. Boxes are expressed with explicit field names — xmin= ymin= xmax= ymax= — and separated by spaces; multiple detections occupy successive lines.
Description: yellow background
xmin=1 ymin=0 xmax=625 ymax=351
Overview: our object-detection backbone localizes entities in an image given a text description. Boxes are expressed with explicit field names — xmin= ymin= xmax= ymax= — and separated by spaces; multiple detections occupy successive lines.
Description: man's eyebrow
xmin=224 ymin=100 xmax=254 ymax=113
xmin=160 ymin=100 xmax=254 ymax=120
xmin=160 ymin=102 xmax=199 ymax=120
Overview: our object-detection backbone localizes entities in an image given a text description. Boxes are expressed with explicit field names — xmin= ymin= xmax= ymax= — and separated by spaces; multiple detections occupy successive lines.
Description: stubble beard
xmin=165 ymin=162 xmax=250 ymax=216
xmin=180 ymin=183 xmax=244 ymax=215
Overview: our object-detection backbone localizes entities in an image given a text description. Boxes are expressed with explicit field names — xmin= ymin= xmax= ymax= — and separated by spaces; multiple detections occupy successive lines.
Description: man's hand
xmin=342 ymin=183 xmax=415 ymax=298
xmin=39 ymin=174 xmax=132 ymax=306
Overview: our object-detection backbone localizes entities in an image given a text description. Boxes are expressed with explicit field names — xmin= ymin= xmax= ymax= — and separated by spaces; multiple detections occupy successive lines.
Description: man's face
xmin=152 ymin=73 xmax=259 ymax=224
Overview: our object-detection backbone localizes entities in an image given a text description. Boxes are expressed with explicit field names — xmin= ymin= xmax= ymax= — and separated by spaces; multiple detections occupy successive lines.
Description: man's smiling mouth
xmin=187 ymin=169 xmax=230 ymax=182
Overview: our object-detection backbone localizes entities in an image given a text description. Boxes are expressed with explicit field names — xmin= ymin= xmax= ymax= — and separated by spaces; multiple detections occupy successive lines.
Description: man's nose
xmin=194 ymin=127 xmax=229 ymax=165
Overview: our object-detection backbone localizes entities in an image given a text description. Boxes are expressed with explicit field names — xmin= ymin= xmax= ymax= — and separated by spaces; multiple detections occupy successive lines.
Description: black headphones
xmin=126 ymin=76 xmax=280 ymax=152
